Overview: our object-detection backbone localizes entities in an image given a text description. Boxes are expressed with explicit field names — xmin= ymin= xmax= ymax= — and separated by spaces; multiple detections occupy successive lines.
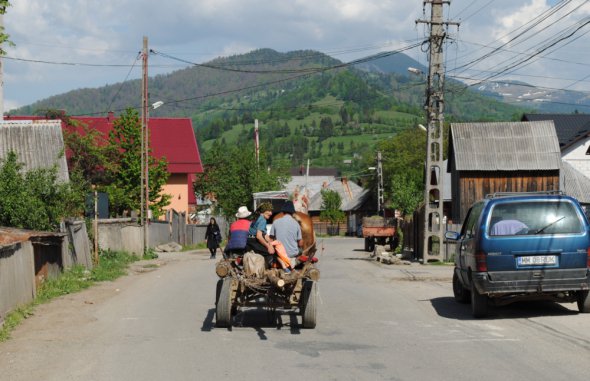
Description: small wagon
xmin=214 ymin=247 xmax=319 ymax=329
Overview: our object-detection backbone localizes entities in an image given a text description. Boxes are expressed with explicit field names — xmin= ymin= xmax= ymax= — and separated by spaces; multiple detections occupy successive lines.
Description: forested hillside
xmin=10 ymin=49 xmax=527 ymax=174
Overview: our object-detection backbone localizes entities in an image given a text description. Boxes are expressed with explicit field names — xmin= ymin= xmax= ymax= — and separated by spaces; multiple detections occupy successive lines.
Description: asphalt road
xmin=1 ymin=237 xmax=589 ymax=381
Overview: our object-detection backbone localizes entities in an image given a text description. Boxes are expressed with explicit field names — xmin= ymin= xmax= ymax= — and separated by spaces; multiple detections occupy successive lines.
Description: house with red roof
xmin=5 ymin=113 xmax=203 ymax=219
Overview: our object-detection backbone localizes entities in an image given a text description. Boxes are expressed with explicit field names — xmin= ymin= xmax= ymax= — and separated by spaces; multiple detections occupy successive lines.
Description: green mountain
xmin=10 ymin=49 xmax=527 ymax=174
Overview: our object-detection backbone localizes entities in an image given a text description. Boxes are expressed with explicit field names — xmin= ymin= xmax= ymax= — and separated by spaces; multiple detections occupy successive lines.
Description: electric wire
xmin=106 ymin=52 xmax=141 ymax=112
xmin=450 ymin=0 xmax=578 ymax=74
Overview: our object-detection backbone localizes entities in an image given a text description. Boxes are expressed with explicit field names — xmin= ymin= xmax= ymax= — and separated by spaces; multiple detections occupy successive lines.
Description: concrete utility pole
xmin=416 ymin=1 xmax=458 ymax=262
xmin=141 ymin=36 xmax=149 ymax=255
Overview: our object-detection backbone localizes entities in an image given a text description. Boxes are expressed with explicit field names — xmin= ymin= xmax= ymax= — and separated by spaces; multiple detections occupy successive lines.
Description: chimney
xmin=107 ymin=111 xmax=114 ymax=122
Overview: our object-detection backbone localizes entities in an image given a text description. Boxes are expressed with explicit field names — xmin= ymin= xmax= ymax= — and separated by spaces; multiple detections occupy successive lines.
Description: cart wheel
xmin=216 ymin=278 xmax=232 ymax=328
xmin=301 ymin=280 xmax=317 ymax=329
xmin=215 ymin=279 xmax=223 ymax=305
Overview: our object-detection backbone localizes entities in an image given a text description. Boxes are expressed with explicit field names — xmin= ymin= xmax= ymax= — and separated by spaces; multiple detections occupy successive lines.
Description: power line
xmin=150 ymin=43 xmax=422 ymax=75
xmin=468 ymin=18 xmax=590 ymax=86
xmin=451 ymin=0 xmax=579 ymax=74
xmin=2 ymin=54 xmax=180 ymax=68
xmin=70 ymin=43 xmax=422 ymax=116
xmin=106 ymin=53 xmax=142 ymax=112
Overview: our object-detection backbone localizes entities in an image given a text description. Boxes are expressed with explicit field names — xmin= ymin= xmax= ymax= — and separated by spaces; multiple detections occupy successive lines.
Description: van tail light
xmin=475 ymin=251 xmax=488 ymax=272
xmin=587 ymin=248 xmax=590 ymax=267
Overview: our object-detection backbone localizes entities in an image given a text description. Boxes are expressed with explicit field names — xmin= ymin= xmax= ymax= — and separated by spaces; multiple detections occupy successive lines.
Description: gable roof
xmin=449 ymin=121 xmax=561 ymax=171
xmin=522 ymin=113 xmax=590 ymax=150
xmin=0 ymin=120 xmax=69 ymax=182
xmin=307 ymin=178 xmax=366 ymax=212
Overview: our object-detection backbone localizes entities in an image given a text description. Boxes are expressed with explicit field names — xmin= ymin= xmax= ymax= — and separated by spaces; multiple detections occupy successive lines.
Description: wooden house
xmin=5 ymin=114 xmax=203 ymax=219
xmin=448 ymin=121 xmax=561 ymax=222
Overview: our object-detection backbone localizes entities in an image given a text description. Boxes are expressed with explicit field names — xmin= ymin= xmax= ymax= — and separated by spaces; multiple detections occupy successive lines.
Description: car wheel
xmin=453 ymin=272 xmax=470 ymax=304
xmin=577 ymin=290 xmax=590 ymax=313
xmin=470 ymin=282 xmax=488 ymax=318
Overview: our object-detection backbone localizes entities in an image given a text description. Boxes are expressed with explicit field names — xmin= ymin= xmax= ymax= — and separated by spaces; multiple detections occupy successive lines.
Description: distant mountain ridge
xmin=8 ymin=48 xmax=530 ymax=173
xmin=473 ymin=80 xmax=590 ymax=113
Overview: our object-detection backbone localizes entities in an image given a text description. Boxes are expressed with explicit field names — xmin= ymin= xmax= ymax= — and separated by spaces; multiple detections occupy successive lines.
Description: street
xmin=1 ymin=237 xmax=589 ymax=381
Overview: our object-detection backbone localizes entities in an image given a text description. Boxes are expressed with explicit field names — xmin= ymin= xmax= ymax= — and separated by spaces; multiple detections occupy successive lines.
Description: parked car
xmin=446 ymin=192 xmax=590 ymax=318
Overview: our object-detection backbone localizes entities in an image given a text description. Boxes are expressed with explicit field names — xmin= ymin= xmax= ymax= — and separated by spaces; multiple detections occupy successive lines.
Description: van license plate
xmin=517 ymin=255 xmax=557 ymax=266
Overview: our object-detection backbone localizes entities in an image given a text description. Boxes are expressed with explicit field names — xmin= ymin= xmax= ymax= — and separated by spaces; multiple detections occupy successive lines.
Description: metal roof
xmin=522 ymin=113 xmax=590 ymax=150
xmin=307 ymin=178 xmax=365 ymax=212
xmin=0 ymin=120 xmax=69 ymax=182
xmin=450 ymin=121 xmax=561 ymax=171
xmin=560 ymin=160 xmax=590 ymax=204
xmin=0 ymin=227 xmax=65 ymax=248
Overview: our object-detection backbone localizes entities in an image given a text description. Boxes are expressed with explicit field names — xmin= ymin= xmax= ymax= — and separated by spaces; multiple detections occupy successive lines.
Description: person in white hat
xmin=223 ymin=206 xmax=252 ymax=257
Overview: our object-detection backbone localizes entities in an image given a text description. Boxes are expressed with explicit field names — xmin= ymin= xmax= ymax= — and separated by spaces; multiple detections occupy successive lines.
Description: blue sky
xmin=3 ymin=0 xmax=589 ymax=112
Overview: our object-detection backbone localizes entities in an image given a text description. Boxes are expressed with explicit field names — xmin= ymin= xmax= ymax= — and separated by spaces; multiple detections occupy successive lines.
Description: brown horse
xmin=273 ymin=211 xmax=316 ymax=257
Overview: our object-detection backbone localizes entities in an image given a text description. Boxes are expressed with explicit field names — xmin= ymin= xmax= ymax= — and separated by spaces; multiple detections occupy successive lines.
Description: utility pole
xmin=416 ymin=1 xmax=458 ymax=262
xmin=0 ymin=8 xmax=4 ymax=119
xmin=255 ymin=119 xmax=260 ymax=165
xmin=141 ymin=36 xmax=149 ymax=255
xmin=376 ymin=151 xmax=384 ymax=216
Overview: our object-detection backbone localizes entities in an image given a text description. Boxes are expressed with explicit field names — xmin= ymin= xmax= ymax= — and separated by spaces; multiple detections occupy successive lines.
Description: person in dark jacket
xmin=205 ymin=217 xmax=222 ymax=259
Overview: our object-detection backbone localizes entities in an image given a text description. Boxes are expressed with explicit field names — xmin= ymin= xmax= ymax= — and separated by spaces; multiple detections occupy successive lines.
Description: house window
xmin=586 ymin=146 xmax=590 ymax=155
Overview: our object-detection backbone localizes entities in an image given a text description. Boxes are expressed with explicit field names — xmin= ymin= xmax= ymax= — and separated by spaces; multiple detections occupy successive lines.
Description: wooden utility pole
xmin=93 ymin=186 xmax=99 ymax=265
xmin=377 ymin=151 xmax=384 ymax=216
xmin=141 ymin=36 xmax=149 ymax=255
xmin=255 ymin=119 xmax=260 ymax=165
xmin=416 ymin=1 xmax=458 ymax=262
xmin=0 ymin=9 xmax=4 ymax=119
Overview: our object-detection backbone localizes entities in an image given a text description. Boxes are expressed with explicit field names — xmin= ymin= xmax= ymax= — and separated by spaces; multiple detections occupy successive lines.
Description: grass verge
xmin=0 ymin=250 xmax=138 ymax=342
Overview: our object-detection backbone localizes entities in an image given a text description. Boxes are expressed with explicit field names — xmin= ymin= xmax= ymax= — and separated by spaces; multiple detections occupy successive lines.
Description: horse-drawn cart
xmin=215 ymin=249 xmax=320 ymax=329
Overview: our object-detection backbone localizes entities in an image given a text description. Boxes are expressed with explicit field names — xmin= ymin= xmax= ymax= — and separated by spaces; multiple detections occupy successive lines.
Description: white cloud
xmin=1 ymin=0 xmax=588 ymax=108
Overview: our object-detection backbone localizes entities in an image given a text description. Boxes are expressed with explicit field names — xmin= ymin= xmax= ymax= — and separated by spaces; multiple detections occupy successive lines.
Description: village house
xmin=5 ymin=113 xmax=203 ymax=219
xmin=448 ymin=119 xmax=590 ymax=222
xmin=522 ymin=113 xmax=590 ymax=179
xmin=448 ymin=120 xmax=562 ymax=222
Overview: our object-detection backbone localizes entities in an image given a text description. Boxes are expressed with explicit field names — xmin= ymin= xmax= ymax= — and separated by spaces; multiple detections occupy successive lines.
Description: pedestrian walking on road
xmin=205 ymin=217 xmax=222 ymax=259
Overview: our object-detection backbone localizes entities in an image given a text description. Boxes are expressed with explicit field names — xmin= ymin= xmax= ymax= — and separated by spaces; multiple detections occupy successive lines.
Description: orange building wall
xmin=162 ymin=173 xmax=190 ymax=216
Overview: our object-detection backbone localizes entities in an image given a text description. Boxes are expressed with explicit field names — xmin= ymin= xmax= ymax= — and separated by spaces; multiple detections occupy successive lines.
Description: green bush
xmin=0 ymin=151 xmax=85 ymax=231
xmin=319 ymin=189 xmax=345 ymax=225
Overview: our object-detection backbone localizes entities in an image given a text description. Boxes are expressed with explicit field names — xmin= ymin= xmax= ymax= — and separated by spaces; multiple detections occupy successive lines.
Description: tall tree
xmin=194 ymin=142 xmax=288 ymax=219
xmin=63 ymin=121 xmax=116 ymax=186
xmin=368 ymin=128 xmax=428 ymax=216
xmin=104 ymin=109 xmax=170 ymax=218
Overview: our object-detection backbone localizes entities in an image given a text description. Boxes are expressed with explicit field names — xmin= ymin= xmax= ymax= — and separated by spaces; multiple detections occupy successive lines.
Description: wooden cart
xmin=214 ymin=248 xmax=320 ymax=329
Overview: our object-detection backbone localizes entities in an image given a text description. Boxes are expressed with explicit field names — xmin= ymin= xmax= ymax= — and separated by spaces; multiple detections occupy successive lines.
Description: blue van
xmin=446 ymin=192 xmax=590 ymax=318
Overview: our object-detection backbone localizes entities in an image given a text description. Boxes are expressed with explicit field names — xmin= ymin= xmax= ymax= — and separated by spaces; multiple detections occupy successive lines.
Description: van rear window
xmin=488 ymin=201 xmax=583 ymax=236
